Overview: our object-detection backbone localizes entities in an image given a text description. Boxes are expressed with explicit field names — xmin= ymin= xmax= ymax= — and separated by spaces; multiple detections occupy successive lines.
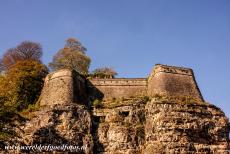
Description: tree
xmin=0 ymin=59 xmax=4 ymax=73
xmin=49 ymin=38 xmax=91 ymax=74
xmin=92 ymin=67 xmax=118 ymax=78
xmin=0 ymin=60 xmax=48 ymax=111
xmin=65 ymin=38 xmax=86 ymax=53
xmin=2 ymin=41 xmax=42 ymax=70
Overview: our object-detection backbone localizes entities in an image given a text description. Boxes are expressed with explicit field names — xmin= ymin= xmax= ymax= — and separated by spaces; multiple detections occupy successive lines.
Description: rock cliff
xmin=4 ymin=96 xmax=228 ymax=153
xmin=92 ymin=96 xmax=229 ymax=153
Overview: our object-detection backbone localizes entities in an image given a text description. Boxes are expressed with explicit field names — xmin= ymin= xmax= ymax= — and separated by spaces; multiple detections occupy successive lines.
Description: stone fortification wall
xmin=147 ymin=64 xmax=204 ymax=101
xmin=40 ymin=69 xmax=87 ymax=106
xmin=89 ymin=78 xmax=147 ymax=100
xmin=39 ymin=64 xmax=204 ymax=106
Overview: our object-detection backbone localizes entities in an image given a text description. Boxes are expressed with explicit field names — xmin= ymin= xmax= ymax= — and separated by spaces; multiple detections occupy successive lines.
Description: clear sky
xmin=0 ymin=0 xmax=230 ymax=118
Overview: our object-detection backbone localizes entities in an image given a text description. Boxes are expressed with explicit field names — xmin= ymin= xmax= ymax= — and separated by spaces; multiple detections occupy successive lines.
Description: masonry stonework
xmin=89 ymin=78 xmax=147 ymax=100
xmin=40 ymin=69 xmax=88 ymax=106
xmin=39 ymin=64 xmax=204 ymax=106
xmin=147 ymin=64 xmax=204 ymax=101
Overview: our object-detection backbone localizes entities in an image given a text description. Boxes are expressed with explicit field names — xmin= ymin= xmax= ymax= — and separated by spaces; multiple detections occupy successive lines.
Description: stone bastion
xmin=39 ymin=64 xmax=204 ymax=106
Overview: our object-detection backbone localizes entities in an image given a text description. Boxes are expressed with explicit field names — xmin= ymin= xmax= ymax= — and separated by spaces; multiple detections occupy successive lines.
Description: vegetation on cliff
xmin=0 ymin=42 xmax=48 ymax=144
xmin=91 ymin=67 xmax=118 ymax=79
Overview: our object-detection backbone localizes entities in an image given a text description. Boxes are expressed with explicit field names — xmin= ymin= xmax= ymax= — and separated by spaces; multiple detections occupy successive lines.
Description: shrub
xmin=143 ymin=96 xmax=150 ymax=102
xmin=92 ymin=99 xmax=103 ymax=108
xmin=153 ymin=93 xmax=163 ymax=99
xmin=92 ymin=67 xmax=117 ymax=78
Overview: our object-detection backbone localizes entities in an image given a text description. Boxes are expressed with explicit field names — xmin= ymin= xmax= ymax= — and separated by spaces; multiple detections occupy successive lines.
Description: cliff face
xmin=92 ymin=97 xmax=229 ymax=153
xmin=9 ymin=96 xmax=229 ymax=153
xmin=1 ymin=65 xmax=229 ymax=153
xmin=20 ymin=104 xmax=93 ymax=153
xmin=144 ymin=97 xmax=229 ymax=153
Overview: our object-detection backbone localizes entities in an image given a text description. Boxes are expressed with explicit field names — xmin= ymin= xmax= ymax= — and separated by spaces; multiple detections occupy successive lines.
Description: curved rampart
xmin=40 ymin=69 xmax=87 ymax=106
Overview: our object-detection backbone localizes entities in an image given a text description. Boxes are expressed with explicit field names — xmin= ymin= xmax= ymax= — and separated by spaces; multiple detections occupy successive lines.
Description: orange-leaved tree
xmin=0 ymin=60 xmax=48 ymax=111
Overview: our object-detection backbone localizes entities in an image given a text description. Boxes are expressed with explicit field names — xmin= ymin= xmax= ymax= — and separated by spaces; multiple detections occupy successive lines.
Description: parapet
xmin=153 ymin=64 xmax=193 ymax=76
xmin=148 ymin=64 xmax=204 ymax=101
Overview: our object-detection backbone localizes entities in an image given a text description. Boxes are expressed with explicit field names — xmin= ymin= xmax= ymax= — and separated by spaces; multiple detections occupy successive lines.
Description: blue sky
xmin=0 ymin=0 xmax=230 ymax=117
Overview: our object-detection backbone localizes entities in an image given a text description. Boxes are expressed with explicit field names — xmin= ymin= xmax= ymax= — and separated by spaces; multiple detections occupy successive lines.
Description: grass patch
xmin=152 ymin=94 xmax=207 ymax=105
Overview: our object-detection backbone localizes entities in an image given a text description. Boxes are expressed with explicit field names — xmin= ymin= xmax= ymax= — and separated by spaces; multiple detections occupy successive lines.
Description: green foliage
xmin=19 ymin=102 xmax=41 ymax=120
xmin=0 ymin=103 xmax=16 ymax=122
xmin=92 ymin=67 xmax=118 ymax=78
xmin=152 ymin=93 xmax=205 ymax=105
xmin=25 ymin=102 xmax=40 ymax=112
xmin=92 ymin=99 xmax=103 ymax=108
xmin=136 ymin=125 xmax=145 ymax=139
xmin=49 ymin=38 xmax=91 ymax=74
xmin=153 ymin=93 xmax=163 ymax=99
xmin=0 ymin=60 xmax=48 ymax=111
xmin=0 ymin=130 xmax=15 ymax=140
xmin=143 ymin=96 xmax=150 ymax=102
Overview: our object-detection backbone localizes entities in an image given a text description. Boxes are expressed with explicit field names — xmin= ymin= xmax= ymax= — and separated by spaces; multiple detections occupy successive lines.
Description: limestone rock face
xmin=92 ymin=97 xmax=229 ymax=154
xmin=2 ymin=97 xmax=229 ymax=153
xmin=144 ymin=98 xmax=229 ymax=153
xmin=92 ymin=99 xmax=146 ymax=153
xmin=19 ymin=104 xmax=93 ymax=153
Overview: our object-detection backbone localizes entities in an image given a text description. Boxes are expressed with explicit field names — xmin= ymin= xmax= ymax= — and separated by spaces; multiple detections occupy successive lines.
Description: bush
xmin=143 ymin=96 xmax=150 ymax=102
xmin=92 ymin=67 xmax=117 ymax=79
xmin=92 ymin=99 xmax=103 ymax=108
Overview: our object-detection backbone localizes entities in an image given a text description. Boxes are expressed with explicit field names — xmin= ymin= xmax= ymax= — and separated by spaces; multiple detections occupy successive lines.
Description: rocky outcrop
xmin=15 ymin=104 xmax=93 ymax=153
xmin=1 ymin=96 xmax=229 ymax=153
xmin=92 ymin=96 xmax=229 ymax=153
xmin=92 ymin=98 xmax=147 ymax=153
xmin=144 ymin=97 xmax=229 ymax=153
